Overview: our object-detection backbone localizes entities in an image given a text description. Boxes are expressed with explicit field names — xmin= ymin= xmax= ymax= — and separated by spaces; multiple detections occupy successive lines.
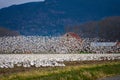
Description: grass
xmin=0 ymin=61 xmax=120 ymax=80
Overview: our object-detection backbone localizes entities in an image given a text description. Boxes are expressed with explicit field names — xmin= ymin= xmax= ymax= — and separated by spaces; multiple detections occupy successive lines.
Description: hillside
xmin=0 ymin=0 xmax=120 ymax=40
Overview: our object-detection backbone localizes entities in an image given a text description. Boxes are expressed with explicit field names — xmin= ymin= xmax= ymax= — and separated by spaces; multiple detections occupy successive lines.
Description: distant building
xmin=91 ymin=42 xmax=117 ymax=47
xmin=63 ymin=32 xmax=82 ymax=42
xmin=116 ymin=42 xmax=120 ymax=47
xmin=59 ymin=32 xmax=83 ymax=52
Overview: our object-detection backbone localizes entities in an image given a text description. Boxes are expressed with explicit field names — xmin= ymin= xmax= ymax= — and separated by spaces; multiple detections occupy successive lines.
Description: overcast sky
xmin=0 ymin=0 xmax=45 ymax=9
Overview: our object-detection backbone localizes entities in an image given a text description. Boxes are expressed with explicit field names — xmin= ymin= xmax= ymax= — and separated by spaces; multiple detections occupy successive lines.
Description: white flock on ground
xmin=0 ymin=36 xmax=119 ymax=54
xmin=0 ymin=36 xmax=120 ymax=68
xmin=0 ymin=54 xmax=120 ymax=68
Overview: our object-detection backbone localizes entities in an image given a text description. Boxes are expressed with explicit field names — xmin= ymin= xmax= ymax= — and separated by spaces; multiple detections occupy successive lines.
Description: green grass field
xmin=0 ymin=61 xmax=120 ymax=80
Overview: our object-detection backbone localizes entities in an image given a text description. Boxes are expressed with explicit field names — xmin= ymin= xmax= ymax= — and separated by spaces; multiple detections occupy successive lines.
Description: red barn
xmin=64 ymin=32 xmax=82 ymax=42
xmin=116 ymin=42 xmax=120 ymax=47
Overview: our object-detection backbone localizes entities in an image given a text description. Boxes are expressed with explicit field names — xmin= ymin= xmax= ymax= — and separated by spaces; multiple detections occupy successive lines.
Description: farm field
xmin=0 ymin=54 xmax=120 ymax=80
xmin=0 ymin=60 xmax=120 ymax=80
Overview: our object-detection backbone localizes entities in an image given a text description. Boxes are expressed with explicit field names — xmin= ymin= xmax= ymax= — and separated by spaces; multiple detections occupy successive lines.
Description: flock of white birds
xmin=0 ymin=36 xmax=120 ymax=68
xmin=0 ymin=36 xmax=84 ymax=54
xmin=0 ymin=36 xmax=119 ymax=54
xmin=0 ymin=54 xmax=120 ymax=68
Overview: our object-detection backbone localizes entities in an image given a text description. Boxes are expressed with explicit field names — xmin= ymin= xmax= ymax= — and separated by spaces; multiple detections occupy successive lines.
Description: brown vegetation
xmin=0 ymin=27 xmax=20 ymax=37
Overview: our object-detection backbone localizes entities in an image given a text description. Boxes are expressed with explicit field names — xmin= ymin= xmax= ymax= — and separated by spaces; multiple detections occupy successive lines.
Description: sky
xmin=0 ymin=0 xmax=45 ymax=9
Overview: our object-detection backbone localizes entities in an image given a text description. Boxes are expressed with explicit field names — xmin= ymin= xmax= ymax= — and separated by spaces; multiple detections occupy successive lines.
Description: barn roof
xmin=65 ymin=32 xmax=81 ymax=40
xmin=116 ymin=42 xmax=120 ymax=46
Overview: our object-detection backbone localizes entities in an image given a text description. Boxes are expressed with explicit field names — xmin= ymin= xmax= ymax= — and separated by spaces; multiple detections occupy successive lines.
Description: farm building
xmin=90 ymin=42 xmax=117 ymax=47
xmin=116 ymin=42 xmax=120 ymax=47
xmin=115 ymin=42 xmax=120 ymax=53
xmin=63 ymin=32 xmax=82 ymax=42
xmin=90 ymin=42 xmax=120 ymax=53
xmin=57 ymin=32 xmax=83 ymax=53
